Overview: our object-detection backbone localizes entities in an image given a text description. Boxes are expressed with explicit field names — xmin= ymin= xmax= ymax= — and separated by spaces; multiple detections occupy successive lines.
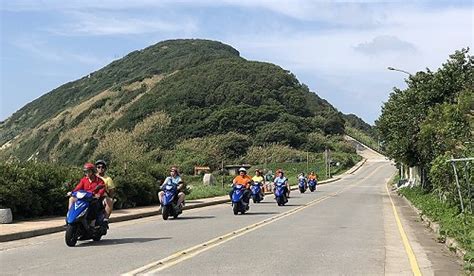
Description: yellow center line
xmin=124 ymin=164 xmax=384 ymax=275
xmin=385 ymin=183 xmax=422 ymax=276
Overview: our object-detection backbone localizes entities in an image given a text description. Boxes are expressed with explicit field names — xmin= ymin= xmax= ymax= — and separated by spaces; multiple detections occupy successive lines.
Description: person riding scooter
xmin=297 ymin=172 xmax=308 ymax=191
xmin=252 ymin=169 xmax=265 ymax=199
xmin=68 ymin=163 xmax=106 ymax=226
xmin=230 ymin=167 xmax=252 ymax=209
xmin=159 ymin=167 xmax=185 ymax=209
xmin=273 ymin=169 xmax=290 ymax=199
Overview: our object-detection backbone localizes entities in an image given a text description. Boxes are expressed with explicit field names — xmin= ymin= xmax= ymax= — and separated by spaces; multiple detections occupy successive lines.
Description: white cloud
xmin=11 ymin=36 xmax=108 ymax=66
xmin=47 ymin=11 xmax=198 ymax=36
xmin=0 ymin=0 xmax=401 ymax=28
xmin=354 ymin=35 xmax=417 ymax=55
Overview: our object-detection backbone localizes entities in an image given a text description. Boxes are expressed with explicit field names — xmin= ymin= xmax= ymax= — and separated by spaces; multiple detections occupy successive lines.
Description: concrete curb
xmin=0 ymin=225 xmax=67 ymax=243
xmin=396 ymin=192 xmax=467 ymax=260
xmin=346 ymin=158 xmax=367 ymax=175
xmin=0 ymin=198 xmax=232 ymax=243
xmin=0 ymin=160 xmax=363 ymax=242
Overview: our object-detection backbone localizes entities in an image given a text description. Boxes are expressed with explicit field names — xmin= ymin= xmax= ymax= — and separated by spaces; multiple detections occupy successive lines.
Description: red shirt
xmin=73 ymin=176 xmax=106 ymax=197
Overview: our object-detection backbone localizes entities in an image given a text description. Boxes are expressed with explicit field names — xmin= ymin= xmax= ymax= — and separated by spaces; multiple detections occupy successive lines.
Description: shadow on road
xmin=174 ymin=215 xmax=215 ymax=220
xmin=79 ymin=237 xmax=171 ymax=246
xmin=245 ymin=212 xmax=279 ymax=215
xmin=281 ymin=204 xmax=303 ymax=207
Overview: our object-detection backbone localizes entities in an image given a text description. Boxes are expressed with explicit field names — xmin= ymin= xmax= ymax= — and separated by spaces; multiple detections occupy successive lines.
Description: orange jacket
xmin=233 ymin=175 xmax=252 ymax=189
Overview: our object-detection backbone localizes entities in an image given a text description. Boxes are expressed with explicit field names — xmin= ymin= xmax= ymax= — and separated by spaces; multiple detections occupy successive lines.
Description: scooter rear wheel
xmin=252 ymin=195 xmax=257 ymax=203
xmin=92 ymin=235 xmax=102 ymax=241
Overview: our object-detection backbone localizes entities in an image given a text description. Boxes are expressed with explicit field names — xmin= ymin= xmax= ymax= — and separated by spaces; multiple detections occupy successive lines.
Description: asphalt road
xmin=0 ymin=147 xmax=462 ymax=275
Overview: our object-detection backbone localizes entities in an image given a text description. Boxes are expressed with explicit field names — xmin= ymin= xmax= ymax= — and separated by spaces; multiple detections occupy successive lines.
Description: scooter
xmin=274 ymin=182 xmax=288 ymax=206
xmin=308 ymin=179 xmax=317 ymax=192
xmin=161 ymin=183 xmax=183 ymax=220
xmin=232 ymin=184 xmax=249 ymax=215
xmin=298 ymin=179 xmax=307 ymax=193
xmin=65 ymin=190 xmax=107 ymax=247
xmin=250 ymin=182 xmax=264 ymax=203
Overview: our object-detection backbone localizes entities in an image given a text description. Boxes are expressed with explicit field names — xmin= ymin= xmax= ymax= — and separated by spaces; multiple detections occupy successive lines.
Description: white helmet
xmin=238 ymin=167 xmax=247 ymax=173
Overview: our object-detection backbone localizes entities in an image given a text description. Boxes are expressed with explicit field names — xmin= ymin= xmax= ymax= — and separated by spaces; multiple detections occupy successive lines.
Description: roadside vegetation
xmin=398 ymin=186 xmax=473 ymax=271
xmin=378 ymin=49 xmax=473 ymax=269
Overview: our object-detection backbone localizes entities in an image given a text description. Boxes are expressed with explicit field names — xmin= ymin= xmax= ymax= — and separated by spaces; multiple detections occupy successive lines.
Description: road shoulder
xmin=385 ymin=181 xmax=463 ymax=275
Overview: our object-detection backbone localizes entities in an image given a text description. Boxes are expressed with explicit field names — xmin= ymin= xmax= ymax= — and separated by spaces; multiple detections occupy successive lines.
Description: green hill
xmin=0 ymin=39 xmax=371 ymax=169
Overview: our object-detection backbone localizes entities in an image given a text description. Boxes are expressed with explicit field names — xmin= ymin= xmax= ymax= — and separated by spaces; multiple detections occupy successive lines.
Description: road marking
xmin=124 ymin=164 xmax=384 ymax=275
xmin=385 ymin=183 xmax=422 ymax=276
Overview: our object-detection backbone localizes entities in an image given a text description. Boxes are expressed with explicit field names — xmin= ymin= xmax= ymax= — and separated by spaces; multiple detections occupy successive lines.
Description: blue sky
xmin=1 ymin=1 xmax=472 ymax=124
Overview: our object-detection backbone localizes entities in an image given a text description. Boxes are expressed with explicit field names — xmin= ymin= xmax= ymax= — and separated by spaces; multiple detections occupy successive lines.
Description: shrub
xmin=112 ymin=165 xmax=159 ymax=208
xmin=0 ymin=161 xmax=81 ymax=218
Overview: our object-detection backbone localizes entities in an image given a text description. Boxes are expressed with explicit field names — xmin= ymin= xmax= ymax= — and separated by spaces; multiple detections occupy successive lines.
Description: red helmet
xmin=83 ymin=163 xmax=96 ymax=171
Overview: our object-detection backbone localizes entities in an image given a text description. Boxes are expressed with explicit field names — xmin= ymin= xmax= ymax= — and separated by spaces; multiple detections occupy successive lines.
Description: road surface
xmin=0 ymin=147 xmax=462 ymax=275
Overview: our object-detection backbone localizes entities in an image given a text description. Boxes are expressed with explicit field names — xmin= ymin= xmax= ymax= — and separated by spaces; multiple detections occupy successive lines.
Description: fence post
xmin=463 ymin=161 xmax=472 ymax=212
xmin=451 ymin=161 xmax=464 ymax=213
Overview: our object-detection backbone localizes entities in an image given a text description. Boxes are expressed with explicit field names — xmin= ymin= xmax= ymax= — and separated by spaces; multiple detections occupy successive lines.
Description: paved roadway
xmin=0 ymin=147 xmax=462 ymax=275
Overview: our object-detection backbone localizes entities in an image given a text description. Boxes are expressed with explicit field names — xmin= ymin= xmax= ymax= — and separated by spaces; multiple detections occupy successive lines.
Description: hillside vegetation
xmin=0 ymin=39 xmax=372 ymax=218
xmin=0 ymin=39 xmax=369 ymax=169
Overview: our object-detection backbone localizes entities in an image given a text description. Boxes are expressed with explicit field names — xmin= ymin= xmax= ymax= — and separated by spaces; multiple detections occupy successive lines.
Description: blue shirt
xmin=274 ymin=176 xmax=288 ymax=186
xmin=162 ymin=176 xmax=182 ymax=189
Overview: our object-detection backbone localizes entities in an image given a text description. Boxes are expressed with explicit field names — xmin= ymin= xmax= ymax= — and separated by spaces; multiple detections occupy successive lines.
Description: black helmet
xmin=95 ymin=159 xmax=107 ymax=169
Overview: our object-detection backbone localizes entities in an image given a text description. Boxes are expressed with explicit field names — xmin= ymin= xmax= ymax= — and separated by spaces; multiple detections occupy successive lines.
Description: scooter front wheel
xmin=233 ymin=204 xmax=239 ymax=215
xmin=162 ymin=205 xmax=170 ymax=220
xmin=65 ymin=224 xmax=78 ymax=247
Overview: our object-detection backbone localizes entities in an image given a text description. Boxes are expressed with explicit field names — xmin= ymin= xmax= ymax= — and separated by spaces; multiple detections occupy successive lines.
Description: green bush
xmin=112 ymin=166 xmax=159 ymax=209
xmin=0 ymin=161 xmax=81 ymax=218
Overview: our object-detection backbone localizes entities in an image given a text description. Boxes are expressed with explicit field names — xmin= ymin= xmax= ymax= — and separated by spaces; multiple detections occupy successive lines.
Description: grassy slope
xmin=398 ymin=186 xmax=473 ymax=270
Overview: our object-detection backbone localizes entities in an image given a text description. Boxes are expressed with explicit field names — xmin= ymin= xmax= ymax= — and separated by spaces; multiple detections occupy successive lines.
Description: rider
xmin=95 ymin=160 xmax=114 ymax=224
xmin=308 ymin=171 xmax=318 ymax=182
xmin=251 ymin=169 xmax=265 ymax=199
xmin=273 ymin=169 xmax=290 ymax=199
xmin=297 ymin=172 xmax=307 ymax=189
xmin=68 ymin=163 xmax=106 ymax=225
xmin=230 ymin=167 xmax=252 ymax=207
xmin=264 ymin=170 xmax=274 ymax=192
xmin=159 ymin=166 xmax=185 ymax=208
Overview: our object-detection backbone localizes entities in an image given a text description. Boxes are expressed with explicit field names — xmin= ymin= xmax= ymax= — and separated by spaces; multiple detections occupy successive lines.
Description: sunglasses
xmin=97 ymin=166 xmax=105 ymax=169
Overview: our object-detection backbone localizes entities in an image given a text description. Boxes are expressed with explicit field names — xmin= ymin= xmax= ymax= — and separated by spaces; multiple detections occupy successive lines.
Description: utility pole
xmin=328 ymin=149 xmax=331 ymax=179
xmin=324 ymin=149 xmax=327 ymax=178
xmin=306 ymin=150 xmax=309 ymax=172
xmin=221 ymin=161 xmax=224 ymax=189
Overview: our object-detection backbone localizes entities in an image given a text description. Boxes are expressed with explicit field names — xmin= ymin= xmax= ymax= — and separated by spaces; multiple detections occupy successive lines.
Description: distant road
xmin=0 ymin=146 xmax=461 ymax=275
